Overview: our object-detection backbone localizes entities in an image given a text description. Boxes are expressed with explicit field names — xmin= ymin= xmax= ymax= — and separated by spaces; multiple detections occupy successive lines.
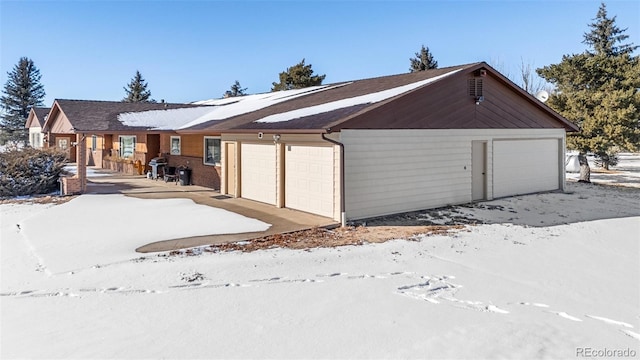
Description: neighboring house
xmin=41 ymin=99 xmax=200 ymax=167
xmin=184 ymin=62 xmax=578 ymax=224
xmin=25 ymin=107 xmax=50 ymax=148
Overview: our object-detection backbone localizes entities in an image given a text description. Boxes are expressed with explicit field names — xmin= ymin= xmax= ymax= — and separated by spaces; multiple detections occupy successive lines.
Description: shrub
xmin=594 ymin=152 xmax=619 ymax=169
xmin=0 ymin=147 xmax=68 ymax=197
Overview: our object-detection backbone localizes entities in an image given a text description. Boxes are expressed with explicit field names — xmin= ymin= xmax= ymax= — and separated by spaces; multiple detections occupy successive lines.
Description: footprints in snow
xmin=551 ymin=311 xmax=583 ymax=322
xmin=396 ymin=275 xmax=510 ymax=313
xmin=3 ymin=271 xmax=638 ymax=342
xmin=396 ymin=279 xmax=638 ymax=341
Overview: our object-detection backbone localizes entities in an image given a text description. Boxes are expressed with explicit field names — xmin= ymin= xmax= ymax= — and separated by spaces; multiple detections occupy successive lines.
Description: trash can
xmin=179 ymin=168 xmax=192 ymax=186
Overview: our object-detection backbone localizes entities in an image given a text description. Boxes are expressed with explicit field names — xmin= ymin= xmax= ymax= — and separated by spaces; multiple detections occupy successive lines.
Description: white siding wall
xmin=29 ymin=127 xmax=43 ymax=148
xmin=341 ymin=129 xmax=565 ymax=220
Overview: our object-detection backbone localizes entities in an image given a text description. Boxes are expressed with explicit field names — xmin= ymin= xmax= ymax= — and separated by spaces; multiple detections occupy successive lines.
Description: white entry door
xmin=472 ymin=141 xmax=487 ymax=201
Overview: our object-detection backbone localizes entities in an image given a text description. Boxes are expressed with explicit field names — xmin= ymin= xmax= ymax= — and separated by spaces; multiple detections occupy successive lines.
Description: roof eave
xmin=222 ymin=128 xmax=328 ymax=135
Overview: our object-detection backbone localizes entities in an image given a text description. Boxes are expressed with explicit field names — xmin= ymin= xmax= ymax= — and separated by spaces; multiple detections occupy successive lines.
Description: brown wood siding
xmin=180 ymin=135 xmax=203 ymax=157
xmin=478 ymin=74 xmax=561 ymax=128
xmin=333 ymin=71 xmax=564 ymax=131
xmin=47 ymin=111 xmax=74 ymax=134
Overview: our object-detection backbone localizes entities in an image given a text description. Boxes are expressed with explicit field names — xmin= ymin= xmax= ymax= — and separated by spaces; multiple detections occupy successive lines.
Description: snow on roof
xmin=118 ymin=106 xmax=216 ymax=130
xmin=255 ymin=69 xmax=462 ymax=123
xmin=178 ymin=83 xmax=352 ymax=129
xmin=115 ymin=70 xmax=457 ymax=131
xmin=116 ymin=84 xmax=352 ymax=130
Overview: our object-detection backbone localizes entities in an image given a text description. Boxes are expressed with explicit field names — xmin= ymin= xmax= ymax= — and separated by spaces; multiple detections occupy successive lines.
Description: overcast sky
xmin=1 ymin=0 xmax=638 ymax=106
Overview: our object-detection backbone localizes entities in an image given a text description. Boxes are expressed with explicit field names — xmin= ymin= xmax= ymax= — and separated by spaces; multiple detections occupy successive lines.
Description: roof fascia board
xmin=42 ymin=100 xmax=65 ymax=132
xmin=25 ymin=109 xmax=37 ymax=128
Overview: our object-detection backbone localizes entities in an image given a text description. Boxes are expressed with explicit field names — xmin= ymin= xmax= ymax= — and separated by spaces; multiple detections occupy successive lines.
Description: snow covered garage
xmin=197 ymin=62 xmax=577 ymax=223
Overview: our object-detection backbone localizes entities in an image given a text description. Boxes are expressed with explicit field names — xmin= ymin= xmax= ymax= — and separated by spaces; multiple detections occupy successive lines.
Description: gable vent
xmin=468 ymin=78 xmax=483 ymax=97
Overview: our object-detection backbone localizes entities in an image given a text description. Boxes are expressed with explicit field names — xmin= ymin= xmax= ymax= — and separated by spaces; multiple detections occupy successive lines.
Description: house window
xmin=34 ymin=133 xmax=40 ymax=148
xmin=92 ymin=135 xmax=97 ymax=151
xmin=119 ymin=135 xmax=136 ymax=158
xmin=204 ymin=137 xmax=221 ymax=165
xmin=170 ymin=136 xmax=181 ymax=155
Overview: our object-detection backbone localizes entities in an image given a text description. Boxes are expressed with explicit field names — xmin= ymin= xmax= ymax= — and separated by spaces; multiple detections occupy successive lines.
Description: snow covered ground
xmin=566 ymin=152 xmax=640 ymax=188
xmin=1 ymin=158 xmax=639 ymax=359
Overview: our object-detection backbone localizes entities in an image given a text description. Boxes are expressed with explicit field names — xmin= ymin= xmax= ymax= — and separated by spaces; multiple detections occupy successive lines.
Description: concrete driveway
xmin=84 ymin=168 xmax=339 ymax=253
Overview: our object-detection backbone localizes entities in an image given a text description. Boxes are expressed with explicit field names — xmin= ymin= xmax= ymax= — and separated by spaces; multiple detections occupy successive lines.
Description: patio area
xmin=80 ymin=167 xmax=339 ymax=252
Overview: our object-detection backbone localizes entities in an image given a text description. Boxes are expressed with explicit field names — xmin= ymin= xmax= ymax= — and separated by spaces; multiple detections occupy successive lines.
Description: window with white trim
xmin=119 ymin=135 xmax=136 ymax=158
xmin=92 ymin=135 xmax=97 ymax=151
xmin=204 ymin=137 xmax=221 ymax=165
xmin=170 ymin=136 xmax=181 ymax=155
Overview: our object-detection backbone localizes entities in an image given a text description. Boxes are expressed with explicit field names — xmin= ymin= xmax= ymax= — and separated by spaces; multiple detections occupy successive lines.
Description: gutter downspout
xmin=321 ymin=130 xmax=346 ymax=227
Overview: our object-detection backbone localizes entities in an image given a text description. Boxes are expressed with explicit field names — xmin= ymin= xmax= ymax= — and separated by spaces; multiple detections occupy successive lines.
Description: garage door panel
xmin=493 ymin=139 xmax=559 ymax=198
xmin=241 ymin=143 xmax=276 ymax=205
xmin=285 ymin=145 xmax=334 ymax=218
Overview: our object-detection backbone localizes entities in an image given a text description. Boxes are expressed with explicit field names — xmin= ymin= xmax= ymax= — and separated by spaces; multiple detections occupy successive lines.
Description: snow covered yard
xmin=567 ymin=152 xmax=640 ymax=188
xmin=1 ymin=162 xmax=639 ymax=358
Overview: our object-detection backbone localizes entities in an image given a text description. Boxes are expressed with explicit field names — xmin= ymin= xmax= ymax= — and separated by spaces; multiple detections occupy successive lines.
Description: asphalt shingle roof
xmin=51 ymin=100 xmax=199 ymax=132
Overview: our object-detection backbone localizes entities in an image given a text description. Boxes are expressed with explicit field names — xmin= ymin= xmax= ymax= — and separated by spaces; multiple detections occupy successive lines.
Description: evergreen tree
xmin=123 ymin=70 xmax=152 ymax=102
xmin=271 ymin=59 xmax=326 ymax=91
xmin=224 ymin=80 xmax=247 ymax=97
xmin=409 ymin=45 xmax=438 ymax=72
xmin=0 ymin=57 xmax=46 ymax=145
xmin=537 ymin=2 xmax=639 ymax=180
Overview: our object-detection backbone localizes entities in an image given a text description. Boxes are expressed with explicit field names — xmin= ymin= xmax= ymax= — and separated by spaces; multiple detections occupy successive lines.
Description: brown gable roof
xmin=33 ymin=107 xmax=50 ymax=127
xmin=182 ymin=62 xmax=577 ymax=133
xmin=25 ymin=107 xmax=51 ymax=128
xmin=44 ymin=100 xmax=199 ymax=132
xmin=182 ymin=64 xmax=474 ymax=133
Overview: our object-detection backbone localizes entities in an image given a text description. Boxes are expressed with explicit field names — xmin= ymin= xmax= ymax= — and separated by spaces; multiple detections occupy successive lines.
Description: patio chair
xmin=163 ymin=166 xmax=178 ymax=184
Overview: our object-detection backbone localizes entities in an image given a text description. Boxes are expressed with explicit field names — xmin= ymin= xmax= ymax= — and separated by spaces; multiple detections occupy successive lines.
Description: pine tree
xmin=123 ymin=70 xmax=152 ymax=102
xmin=537 ymin=2 xmax=639 ymax=180
xmin=224 ymin=80 xmax=247 ymax=97
xmin=583 ymin=3 xmax=637 ymax=56
xmin=271 ymin=59 xmax=326 ymax=91
xmin=409 ymin=45 xmax=438 ymax=72
xmin=0 ymin=57 xmax=46 ymax=145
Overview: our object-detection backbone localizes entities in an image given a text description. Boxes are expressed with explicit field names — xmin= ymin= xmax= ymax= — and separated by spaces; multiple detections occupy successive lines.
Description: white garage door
xmin=285 ymin=145 xmax=334 ymax=218
xmin=493 ymin=139 xmax=560 ymax=198
xmin=241 ymin=143 xmax=276 ymax=205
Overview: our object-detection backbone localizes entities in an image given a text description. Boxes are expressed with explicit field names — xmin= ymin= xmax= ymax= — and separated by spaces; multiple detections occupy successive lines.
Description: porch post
xmin=76 ymin=133 xmax=87 ymax=193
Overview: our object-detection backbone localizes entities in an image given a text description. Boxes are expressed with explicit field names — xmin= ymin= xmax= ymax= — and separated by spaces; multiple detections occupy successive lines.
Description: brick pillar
xmin=75 ymin=133 xmax=87 ymax=193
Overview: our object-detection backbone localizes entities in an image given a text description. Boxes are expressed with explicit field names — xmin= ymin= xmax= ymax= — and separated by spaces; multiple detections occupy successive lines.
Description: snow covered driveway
xmin=12 ymin=194 xmax=270 ymax=274
xmin=1 ymin=181 xmax=639 ymax=358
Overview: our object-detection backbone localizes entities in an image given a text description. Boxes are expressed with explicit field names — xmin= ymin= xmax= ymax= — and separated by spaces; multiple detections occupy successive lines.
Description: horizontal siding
xmin=343 ymin=130 xmax=472 ymax=220
xmin=342 ymin=129 xmax=565 ymax=220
